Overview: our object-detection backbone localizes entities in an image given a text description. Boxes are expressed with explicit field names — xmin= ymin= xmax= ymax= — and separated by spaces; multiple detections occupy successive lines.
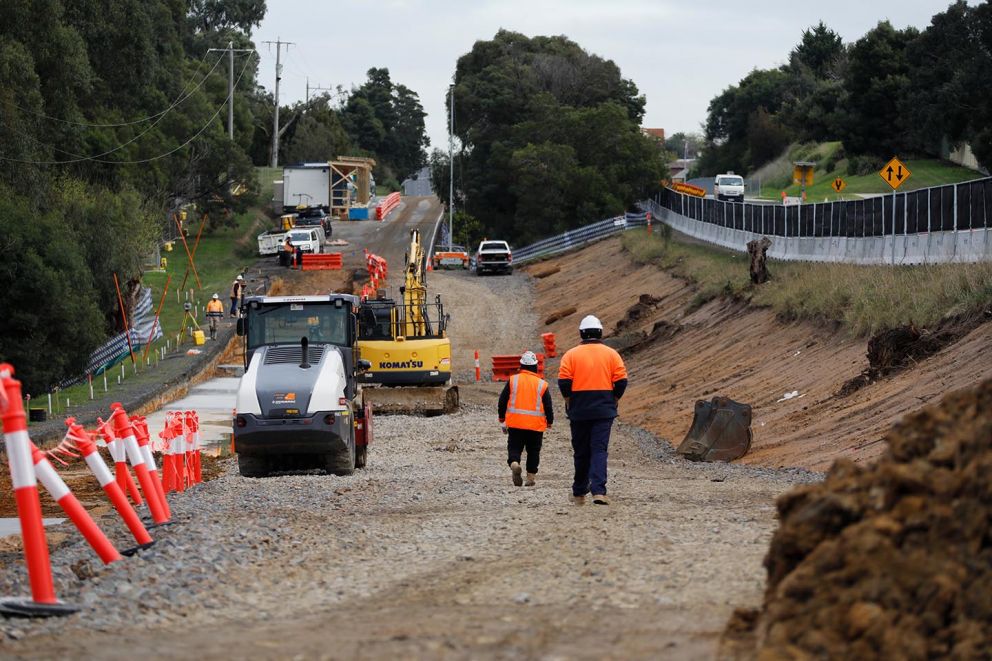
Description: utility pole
xmin=306 ymin=77 xmax=334 ymax=106
xmin=263 ymin=37 xmax=295 ymax=168
xmin=448 ymin=84 xmax=454 ymax=250
xmin=206 ymin=43 xmax=254 ymax=140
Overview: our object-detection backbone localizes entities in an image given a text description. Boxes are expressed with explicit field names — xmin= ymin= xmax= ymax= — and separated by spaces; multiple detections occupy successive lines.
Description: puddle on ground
xmin=143 ymin=376 xmax=239 ymax=456
xmin=0 ymin=518 xmax=65 ymax=537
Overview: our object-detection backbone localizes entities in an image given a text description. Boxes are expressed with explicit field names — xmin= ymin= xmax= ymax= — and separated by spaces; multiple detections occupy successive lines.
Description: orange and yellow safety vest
xmin=505 ymin=371 xmax=549 ymax=432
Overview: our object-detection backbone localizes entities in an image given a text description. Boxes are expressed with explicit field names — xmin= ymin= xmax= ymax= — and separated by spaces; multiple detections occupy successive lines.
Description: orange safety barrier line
xmin=491 ymin=353 xmax=546 ymax=381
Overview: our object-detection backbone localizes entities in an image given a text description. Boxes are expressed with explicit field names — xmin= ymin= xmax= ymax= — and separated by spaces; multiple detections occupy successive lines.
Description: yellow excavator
xmin=357 ymin=229 xmax=458 ymax=415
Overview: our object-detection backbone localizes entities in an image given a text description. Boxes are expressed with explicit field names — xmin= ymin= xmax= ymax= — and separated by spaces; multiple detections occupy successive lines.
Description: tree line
xmin=431 ymin=30 xmax=667 ymax=247
xmin=696 ymin=1 xmax=992 ymax=177
xmin=0 ymin=0 xmax=427 ymax=393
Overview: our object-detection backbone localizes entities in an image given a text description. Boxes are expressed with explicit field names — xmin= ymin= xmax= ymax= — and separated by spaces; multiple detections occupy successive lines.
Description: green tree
xmin=839 ymin=21 xmax=918 ymax=156
xmin=451 ymin=31 xmax=659 ymax=240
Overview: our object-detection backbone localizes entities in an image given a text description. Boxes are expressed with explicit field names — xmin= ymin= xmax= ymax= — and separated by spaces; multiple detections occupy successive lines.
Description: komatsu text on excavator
xmin=357 ymin=229 xmax=458 ymax=415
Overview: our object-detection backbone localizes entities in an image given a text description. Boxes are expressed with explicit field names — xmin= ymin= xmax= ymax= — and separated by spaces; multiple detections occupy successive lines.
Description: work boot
xmin=510 ymin=462 xmax=523 ymax=487
xmin=525 ymin=472 xmax=537 ymax=487
xmin=592 ymin=494 xmax=610 ymax=506
xmin=571 ymin=494 xmax=586 ymax=505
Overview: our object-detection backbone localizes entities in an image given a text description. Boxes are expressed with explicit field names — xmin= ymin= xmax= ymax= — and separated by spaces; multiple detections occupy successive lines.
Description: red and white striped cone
xmin=110 ymin=405 xmax=169 ymax=524
xmin=0 ymin=365 xmax=77 ymax=617
xmin=158 ymin=412 xmax=181 ymax=493
xmin=191 ymin=412 xmax=202 ymax=484
xmin=65 ymin=419 xmax=153 ymax=552
xmin=96 ymin=416 xmax=142 ymax=506
xmin=131 ymin=414 xmax=170 ymax=518
xmin=475 ymin=350 xmax=481 ymax=382
xmin=30 ymin=445 xmax=122 ymax=565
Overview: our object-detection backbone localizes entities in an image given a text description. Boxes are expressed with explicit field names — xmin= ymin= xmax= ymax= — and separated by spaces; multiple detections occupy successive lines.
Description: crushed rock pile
xmin=728 ymin=378 xmax=992 ymax=659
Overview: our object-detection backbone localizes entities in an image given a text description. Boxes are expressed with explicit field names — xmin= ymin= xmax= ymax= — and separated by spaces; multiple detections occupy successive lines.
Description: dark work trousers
xmin=506 ymin=428 xmax=543 ymax=474
xmin=570 ymin=418 xmax=614 ymax=496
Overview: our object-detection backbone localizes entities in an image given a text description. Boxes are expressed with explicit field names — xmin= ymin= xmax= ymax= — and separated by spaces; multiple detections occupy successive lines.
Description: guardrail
xmin=512 ymin=212 xmax=649 ymax=264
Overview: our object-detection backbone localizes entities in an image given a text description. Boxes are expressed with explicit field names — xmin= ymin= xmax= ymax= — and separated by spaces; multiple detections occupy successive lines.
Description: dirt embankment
xmin=525 ymin=237 xmax=992 ymax=471
xmin=724 ymin=378 xmax=992 ymax=658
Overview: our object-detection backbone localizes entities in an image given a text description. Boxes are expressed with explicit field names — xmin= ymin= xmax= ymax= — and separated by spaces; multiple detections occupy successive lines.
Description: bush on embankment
xmin=621 ymin=229 xmax=992 ymax=335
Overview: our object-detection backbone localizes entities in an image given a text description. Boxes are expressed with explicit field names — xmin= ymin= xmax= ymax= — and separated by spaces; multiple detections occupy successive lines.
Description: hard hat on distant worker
xmin=520 ymin=351 xmax=539 ymax=366
xmin=579 ymin=314 xmax=604 ymax=340
xmin=236 ymin=275 xmax=244 ymax=281
xmin=212 ymin=293 xmax=220 ymax=300
xmin=579 ymin=315 xmax=603 ymax=331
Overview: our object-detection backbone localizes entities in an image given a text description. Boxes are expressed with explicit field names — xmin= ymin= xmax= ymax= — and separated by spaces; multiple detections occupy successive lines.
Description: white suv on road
xmin=714 ymin=174 xmax=745 ymax=202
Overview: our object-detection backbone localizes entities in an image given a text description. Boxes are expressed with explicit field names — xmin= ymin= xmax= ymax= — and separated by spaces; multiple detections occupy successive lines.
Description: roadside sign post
xmin=831 ymin=177 xmax=846 ymax=194
xmin=879 ymin=157 xmax=912 ymax=265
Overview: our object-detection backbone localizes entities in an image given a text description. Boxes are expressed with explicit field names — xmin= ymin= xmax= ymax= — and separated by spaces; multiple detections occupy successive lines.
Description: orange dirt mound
xmin=731 ymin=378 xmax=992 ymax=658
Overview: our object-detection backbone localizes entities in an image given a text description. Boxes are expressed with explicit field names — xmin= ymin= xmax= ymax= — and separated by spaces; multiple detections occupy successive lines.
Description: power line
xmin=1 ymin=53 xmax=257 ymax=165
xmin=0 ymin=51 xmax=231 ymax=129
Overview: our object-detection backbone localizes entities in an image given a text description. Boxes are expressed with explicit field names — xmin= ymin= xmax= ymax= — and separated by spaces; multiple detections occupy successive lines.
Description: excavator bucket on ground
xmin=362 ymin=385 xmax=459 ymax=417
xmin=677 ymin=396 xmax=752 ymax=462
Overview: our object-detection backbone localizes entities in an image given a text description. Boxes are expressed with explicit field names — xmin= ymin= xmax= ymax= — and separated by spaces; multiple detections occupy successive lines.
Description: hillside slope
xmin=526 ymin=237 xmax=992 ymax=471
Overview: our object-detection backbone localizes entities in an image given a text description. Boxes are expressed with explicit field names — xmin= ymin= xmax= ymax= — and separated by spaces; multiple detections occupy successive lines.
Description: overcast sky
xmin=256 ymin=0 xmax=965 ymax=166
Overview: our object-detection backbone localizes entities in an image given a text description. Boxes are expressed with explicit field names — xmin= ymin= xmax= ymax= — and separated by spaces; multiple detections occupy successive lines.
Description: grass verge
xmin=621 ymin=228 xmax=992 ymax=336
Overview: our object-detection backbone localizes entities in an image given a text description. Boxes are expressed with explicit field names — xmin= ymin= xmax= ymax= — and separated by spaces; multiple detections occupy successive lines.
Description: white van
xmin=287 ymin=227 xmax=325 ymax=254
xmin=714 ymin=174 xmax=745 ymax=202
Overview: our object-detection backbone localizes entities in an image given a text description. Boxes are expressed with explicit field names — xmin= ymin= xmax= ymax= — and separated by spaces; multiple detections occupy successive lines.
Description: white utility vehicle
xmin=713 ymin=173 xmax=745 ymax=202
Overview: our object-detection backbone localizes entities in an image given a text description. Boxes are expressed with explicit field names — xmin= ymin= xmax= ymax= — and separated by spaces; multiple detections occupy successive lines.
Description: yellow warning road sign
xmin=879 ymin=157 xmax=911 ymax=190
xmin=831 ymin=177 xmax=846 ymax=193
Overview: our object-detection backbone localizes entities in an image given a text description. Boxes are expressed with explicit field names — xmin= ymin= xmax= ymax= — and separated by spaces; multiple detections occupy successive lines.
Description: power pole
xmin=206 ymin=43 xmax=254 ymax=140
xmin=448 ymin=84 xmax=454 ymax=250
xmin=263 ymin=37 xmax=294 ymax=168
xmin=306 ymin=77 xmax=334 ymax=106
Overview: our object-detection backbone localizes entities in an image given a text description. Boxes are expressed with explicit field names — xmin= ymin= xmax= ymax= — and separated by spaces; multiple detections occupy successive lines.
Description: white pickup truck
xmin=286 ymin=227 xmax=326 ymax=254
xmin=474 ymin=240 xmax=512 ymax=276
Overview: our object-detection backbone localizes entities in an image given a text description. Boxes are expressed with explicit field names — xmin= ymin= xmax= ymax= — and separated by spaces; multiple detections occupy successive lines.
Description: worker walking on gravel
xmin=229 ymin=274 xmax=245 ymax=317
xmin=558 ymin=315 xmax=627 ymax=505
xmin=206 ymin=294 xmax=224 ymax=340
xmin=498 ymin=351 xmax=553 ymax=487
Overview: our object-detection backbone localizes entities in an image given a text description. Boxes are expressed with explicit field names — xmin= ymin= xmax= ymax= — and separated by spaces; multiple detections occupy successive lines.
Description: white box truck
xmin=283 ymin=164 xmax=330 ymax=212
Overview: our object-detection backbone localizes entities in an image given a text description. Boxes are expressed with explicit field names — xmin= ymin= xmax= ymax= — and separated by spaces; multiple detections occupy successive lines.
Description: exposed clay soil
xmin=525 ymin=238 xmax=992 ymax=471
xmin=723 ymin=378 xmax=992 ymax=659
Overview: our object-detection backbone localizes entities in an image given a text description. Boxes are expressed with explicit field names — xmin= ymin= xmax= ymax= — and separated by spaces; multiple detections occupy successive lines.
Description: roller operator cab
xmin=233 ymin=294 xmax=373 ymax=477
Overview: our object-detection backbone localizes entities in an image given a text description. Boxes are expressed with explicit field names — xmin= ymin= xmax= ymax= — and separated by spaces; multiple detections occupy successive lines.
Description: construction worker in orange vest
xmin=206 ymin=293 xmax=225 ymax=340
xmin=498 ymin=351 xmax=554 ymax=487
xmin=558 ymin=315 xmax=627 ymax=506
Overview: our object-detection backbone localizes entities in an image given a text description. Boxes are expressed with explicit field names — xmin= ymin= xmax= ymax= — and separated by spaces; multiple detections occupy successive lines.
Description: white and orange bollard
xmin=96 ymin=415 xmax=142 ymax=506
xmin=474 ymin=350 xmax=481 ymax=382
xmin=0 ymin=364 xmax=77 ymax=617
xmin=130 ymin=413 xmax=169 ymax=515
xmin=110 ymin=404 xmax=169 ymax=524
xmin=65 ymin=418 xmax=153 ymax=553
xmin=30 ymin=444 xmax=122 ymax=565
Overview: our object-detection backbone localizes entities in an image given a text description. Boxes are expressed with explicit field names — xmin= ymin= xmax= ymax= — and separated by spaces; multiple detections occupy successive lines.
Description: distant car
xmin=714 ymin=174 xmax=745 ymax=202
xmin=296 ymin=208 xmax=332 ymax=236
xmin=432 ymin=245 xmax=469 ymax=270
xmin=287 ymin=227 xmax=325 ymax=254
xmin=475 ymin=240 xmax=512 ymax=276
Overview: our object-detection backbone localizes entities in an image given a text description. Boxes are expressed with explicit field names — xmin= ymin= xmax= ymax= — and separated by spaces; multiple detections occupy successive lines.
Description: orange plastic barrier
xmin=376 ymin=192 xmax=401 ymax=220
xmin=491 ymin=353 xmax=546 ymax=381
xmin=541 ymin=332 xmax=557 ymax=358
xmin=302 ymin=253 xmax=343 ymax=270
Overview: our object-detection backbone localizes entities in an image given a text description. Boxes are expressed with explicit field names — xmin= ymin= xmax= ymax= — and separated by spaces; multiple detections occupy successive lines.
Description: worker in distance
xmin=498 ymin=351 xmax=554 ymax=487
xmin=558 ymin=315 xmax=628 ymax=505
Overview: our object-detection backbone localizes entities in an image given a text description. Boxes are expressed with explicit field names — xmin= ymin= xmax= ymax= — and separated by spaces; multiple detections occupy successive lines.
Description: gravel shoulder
xmin=0 ymin=266 xmax=819 ymax=659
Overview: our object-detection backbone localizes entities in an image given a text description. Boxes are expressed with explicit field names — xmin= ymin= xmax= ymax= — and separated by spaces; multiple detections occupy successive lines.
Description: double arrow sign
xmin=879 ymin=157 xmax=912 ymax=190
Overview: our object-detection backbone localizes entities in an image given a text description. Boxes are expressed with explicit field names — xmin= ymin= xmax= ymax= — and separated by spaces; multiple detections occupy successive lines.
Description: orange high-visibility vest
xmin=206 ymin=299 xmax=224 ymax=315
xmin=505 ymin=371 xmax=548 ymax=432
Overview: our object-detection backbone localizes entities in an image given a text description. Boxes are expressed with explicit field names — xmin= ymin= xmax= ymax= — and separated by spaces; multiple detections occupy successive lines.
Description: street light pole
xmin=449 ymin=84 xmax=454 ymax=250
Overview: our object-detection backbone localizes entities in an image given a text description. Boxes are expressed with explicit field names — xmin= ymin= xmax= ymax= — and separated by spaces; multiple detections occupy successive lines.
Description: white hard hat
xmin=579 ymin=315 xmax=603 ymax=331
xmin=520 ymin=351 xmax=539 ymax=366
xmin=212 ymin=293 xmax=219 ymax=299
xmin=236 ymin=275 xmax=244 ymax=281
